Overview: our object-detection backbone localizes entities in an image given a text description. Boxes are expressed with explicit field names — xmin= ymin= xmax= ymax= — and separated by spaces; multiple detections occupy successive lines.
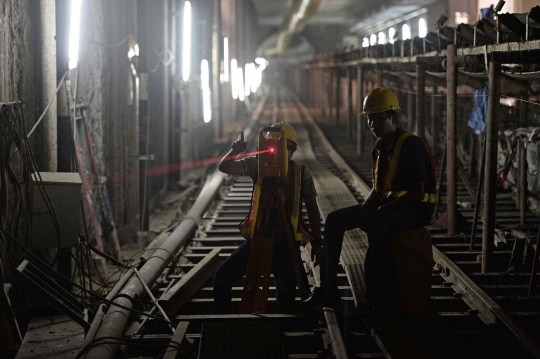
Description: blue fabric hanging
xmin=481 ymin=5 xmax=495 ymax=20
xmin=467 ymin=88 xmax=488 ymax=134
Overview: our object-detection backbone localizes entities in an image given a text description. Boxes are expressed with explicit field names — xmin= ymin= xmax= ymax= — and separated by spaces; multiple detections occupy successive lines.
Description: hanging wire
xmin=82 ymin=35 xmax=132 ymax=48
xmin=0 ymin=228 xmax=176 ymax=325
xmin=27 ymin=70 xmax=69 ymax=138
xmin=501 ymin=94 xmax=540 ymax=107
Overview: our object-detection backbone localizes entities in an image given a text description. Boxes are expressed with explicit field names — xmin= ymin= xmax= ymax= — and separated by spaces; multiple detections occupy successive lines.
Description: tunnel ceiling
xmin=253 ymin=0 xmax=441 ymax=52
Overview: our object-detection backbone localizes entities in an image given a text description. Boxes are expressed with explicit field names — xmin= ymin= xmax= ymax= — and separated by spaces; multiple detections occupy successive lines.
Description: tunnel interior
xmin=2 ymin=0 xmax=540 ymax=358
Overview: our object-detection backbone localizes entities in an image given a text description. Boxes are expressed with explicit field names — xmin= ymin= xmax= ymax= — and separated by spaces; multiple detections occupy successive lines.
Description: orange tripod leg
xmin=279 ymin=201 xmax=310 ymax=300
xmin=240 ymin=193 xmax=276 ymax=314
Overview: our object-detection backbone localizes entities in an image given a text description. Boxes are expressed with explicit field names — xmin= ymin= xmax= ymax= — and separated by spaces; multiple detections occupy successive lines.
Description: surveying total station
xmin=239 ymin=126 xmax=309 ymax=314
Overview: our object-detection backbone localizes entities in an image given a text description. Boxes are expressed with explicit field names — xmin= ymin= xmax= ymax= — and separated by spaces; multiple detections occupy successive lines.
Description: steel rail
xmin=433 ymin=247 xmax=540 ymax=358
xmin=82 ymin=94 xmax=270 ymax=359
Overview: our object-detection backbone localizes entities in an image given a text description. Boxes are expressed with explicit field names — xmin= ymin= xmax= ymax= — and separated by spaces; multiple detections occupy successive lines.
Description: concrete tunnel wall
xmin=0 ymin=1 xmax=172 ymax=245
xmin=0 ymin=0 xmax=261 ymax=247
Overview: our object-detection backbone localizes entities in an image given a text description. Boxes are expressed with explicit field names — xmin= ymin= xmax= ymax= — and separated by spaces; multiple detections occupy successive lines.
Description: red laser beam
xmin=109 ymin=149 xmax=273 ymax=183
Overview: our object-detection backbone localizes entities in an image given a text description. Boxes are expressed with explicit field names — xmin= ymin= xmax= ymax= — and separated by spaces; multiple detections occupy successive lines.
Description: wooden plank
xmin=163 ymin=322 xmax=191 ymax=359
xmin=159 ymin=248 xmax=222 ymax=316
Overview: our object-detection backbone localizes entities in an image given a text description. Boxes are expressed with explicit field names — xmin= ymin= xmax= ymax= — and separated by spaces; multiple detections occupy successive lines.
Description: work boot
xmin=301 ymin=286 xmax=341 ymax=308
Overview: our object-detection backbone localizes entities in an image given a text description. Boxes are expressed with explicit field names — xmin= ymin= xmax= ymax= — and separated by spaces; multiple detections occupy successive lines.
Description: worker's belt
xmin=392 ymin=190 xmax=437 ymax=204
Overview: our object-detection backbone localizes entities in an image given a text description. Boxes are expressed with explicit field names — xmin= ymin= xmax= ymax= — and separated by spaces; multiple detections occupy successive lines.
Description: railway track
xmin=292 ymin=91 xmax=540 ymax=358
xmin=88 ymin=89 xmax=540 ymax=358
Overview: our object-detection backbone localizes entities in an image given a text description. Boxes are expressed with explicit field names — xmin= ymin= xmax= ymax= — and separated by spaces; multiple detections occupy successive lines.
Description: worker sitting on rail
xmin=303 ymin=87 xmax=437 ymax=312
xmin=213 ymin=122 xmax=323 ymax=314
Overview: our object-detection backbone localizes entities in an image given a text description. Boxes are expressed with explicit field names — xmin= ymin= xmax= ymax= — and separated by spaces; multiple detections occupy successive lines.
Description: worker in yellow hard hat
xmin=214 ymin=122 xmax=323 ymax=314
xmin=303 ymin=88 xmax=437 ymax=313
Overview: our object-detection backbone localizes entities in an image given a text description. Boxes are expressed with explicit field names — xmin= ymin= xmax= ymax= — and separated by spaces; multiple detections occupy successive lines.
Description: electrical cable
xmin=82 ymin=35 xmax=131 ymax=48
xmin=18 ymin=104 xmax=62 ymax=266
xmin=501 ymin=94 xmax=540 ymax=107
xmin=27 ymin=70 xmax=69 ymax=138
xmin=1 ymin=102 xmax=33 ymax=266
xmin=0 ymin=228 xmax=174 ymax=325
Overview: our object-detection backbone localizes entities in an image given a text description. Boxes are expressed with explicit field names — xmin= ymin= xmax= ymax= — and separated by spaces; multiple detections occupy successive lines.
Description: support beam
xmin=376 ymin=66 xmax=383 ymax=87
xmin=518 ymin=140 xmax=527 ymax=227
xmin=335 ymin=68 xmax=340 ymax=124
xmin=160 ymin=248 xmax=222 ymax=316
xmin=407 ymin=85 xmax=414 ymax=135
xmin=416 ymin=64 xmax=426 ymax=138
xmin=446 ymin=45 xmax=458 ymax=236
xmin=347 ymin=67 xmax=353 ymax=139
xmin=482 ymin=61 xmax=501 ymax=273
xmin=468 ymin=132 xmax=476 ymax=179
xmin=519 ymin=91 xmax=529 ymax=227
xmin=163 ymin=322 xmax=191 ymax=359
xmin=430 ymin=85 xmax=438 ymax=157
xmin=356 ymin=65 xmax=364 ymax=156
xmin=40 ymin=0 xmax=57 ymax=171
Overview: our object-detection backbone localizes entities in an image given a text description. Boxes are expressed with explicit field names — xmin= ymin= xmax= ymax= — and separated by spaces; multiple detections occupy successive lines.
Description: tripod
xmin=239 ymin=179 xmax=309 ymax=314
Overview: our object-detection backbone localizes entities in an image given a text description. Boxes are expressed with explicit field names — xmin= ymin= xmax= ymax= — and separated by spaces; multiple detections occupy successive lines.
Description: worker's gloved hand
xmin=310 ymin=239 xmax=323 ymax=267
xmin=231 ymin=131 xmax=247 ymax=153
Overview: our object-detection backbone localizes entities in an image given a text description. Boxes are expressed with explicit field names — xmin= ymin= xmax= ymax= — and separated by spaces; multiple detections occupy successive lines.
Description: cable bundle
xmin=0 ymin=102 xmax=29 ymax=280
xmin=0 ymin=102 xmax=61 ymax=276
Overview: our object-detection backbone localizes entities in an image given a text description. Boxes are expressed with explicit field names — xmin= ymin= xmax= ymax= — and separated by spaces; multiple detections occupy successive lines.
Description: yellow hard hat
xmin=266 ymin=122 xmax=297 ymax=147
xmin=361 ymin=87 xmax=401 ymax=115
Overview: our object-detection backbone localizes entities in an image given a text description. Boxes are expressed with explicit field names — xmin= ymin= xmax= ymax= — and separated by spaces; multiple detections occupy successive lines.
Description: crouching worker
xmin=214 ymin=122 xmax=323 ymax=314
xmin=303 ymin=88 xmax=437 ymax=313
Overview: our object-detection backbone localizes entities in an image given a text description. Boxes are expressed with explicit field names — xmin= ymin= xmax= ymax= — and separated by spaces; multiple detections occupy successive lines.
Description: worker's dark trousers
xmin=214 ymin=238 xmax=302 ymax=314
xmin=320 ymin=204 xmax=428 ymax=309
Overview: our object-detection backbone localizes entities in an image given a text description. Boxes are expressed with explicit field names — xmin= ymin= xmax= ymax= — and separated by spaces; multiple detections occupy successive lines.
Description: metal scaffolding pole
xmin=431 ymin=85 xmax=438 ymax=157
xmin=519 ymin=140 xmax=527 ymax=226
xmin=446 ymin=44 xmax=458 ymax=236
xmin=407 ymin=85 xmax=415 ymax=134
xmin=376 ymin=66 xmax=383 ymax=87
xmin=356 ymin=65 xmax=364 ymax=156
xmin=335 ymin=68 xmax=340 ymax=124
xmin=482 ymin=61 xmax=501 ymax=273
xmin=347 ymin=67 xmax=353 ymax=139
xmin=416 ymin=63 xmax=426 ymax=138
xmin=519 ymin=91 xmax=529 ymax=227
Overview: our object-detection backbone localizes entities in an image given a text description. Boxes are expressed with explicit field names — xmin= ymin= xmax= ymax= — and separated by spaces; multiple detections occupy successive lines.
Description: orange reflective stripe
xmin=239 ymin=182 xmax=261 ymax=239
xmin=373 ymin=150 xmax=380 ymax=191
xmin=384 ymin=132 xmax=411 ymax=191
xmin=375 ymin=131 xmax=438 ymax=199
xmin=392 ymin=190 xmax=437 ymax=203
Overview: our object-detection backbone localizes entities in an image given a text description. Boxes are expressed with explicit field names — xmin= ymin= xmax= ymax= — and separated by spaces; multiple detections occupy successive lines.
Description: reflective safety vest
xmin=239 ymin=161 xmax=313 ymax=243
xmin=373 ymin=131 xmax=437 ymax=203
